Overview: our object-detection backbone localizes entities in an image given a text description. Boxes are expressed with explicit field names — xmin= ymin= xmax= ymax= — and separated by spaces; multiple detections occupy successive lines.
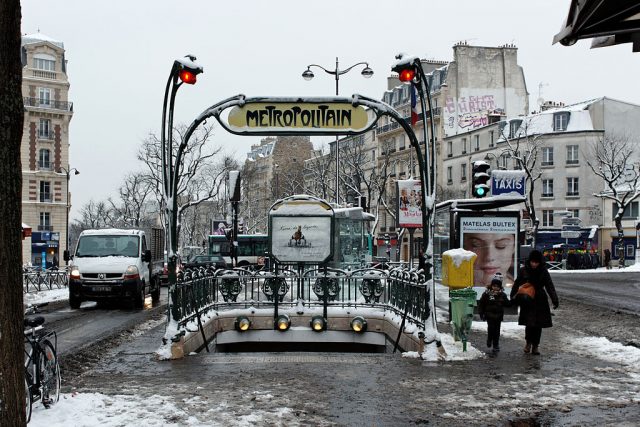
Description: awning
xmin=22 ymin=223 xmax=32 ymax=239
xmin=553 ymin=0 xmax=640 ymax=52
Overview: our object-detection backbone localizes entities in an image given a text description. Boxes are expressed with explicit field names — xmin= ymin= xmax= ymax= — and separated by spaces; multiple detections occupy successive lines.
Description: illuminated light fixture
xmin=234 ymin=316 xmax=251 ymax=332
xmin=397 ymin=68 xmax=416 ymax=82
xmin=275 ymin=314 xmax=290 ymax=331
xmin=179 ymin=69 xmax=197 ymax=84
xmin=310 ymin=315 xmax=326 ymax=332
xmin=350 ymin=316 xmax=367 ymax=333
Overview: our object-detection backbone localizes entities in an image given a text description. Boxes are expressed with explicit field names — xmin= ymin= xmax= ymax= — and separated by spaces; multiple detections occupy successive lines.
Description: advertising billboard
xmin=271 ymin=217 xmax=332 ymax=263
xmin=458 ymin=212 xmax=519 ymax=293
xmin=396 ymin=179 xmax=423 ymax=228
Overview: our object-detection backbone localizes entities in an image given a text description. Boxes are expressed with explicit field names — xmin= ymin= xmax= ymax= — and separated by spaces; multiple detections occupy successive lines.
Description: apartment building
xmin=20 ymin=33 xmax=74 ymax=267
xmin=376 ymin=43 xmax=529 ymax=261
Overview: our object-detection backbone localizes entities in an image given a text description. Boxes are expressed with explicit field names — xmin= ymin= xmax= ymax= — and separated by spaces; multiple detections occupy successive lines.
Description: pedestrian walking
xmin=511 ymin=250 xmax=559 ymax=355
xmin=604 ymin=248 xmax=611 ymax=269
xmin=478 ymin=273 xmax=510 ymax=352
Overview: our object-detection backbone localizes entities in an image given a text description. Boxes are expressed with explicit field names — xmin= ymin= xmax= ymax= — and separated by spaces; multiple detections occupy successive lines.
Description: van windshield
xmin=76 ymin=235 xmax=140 ymax=258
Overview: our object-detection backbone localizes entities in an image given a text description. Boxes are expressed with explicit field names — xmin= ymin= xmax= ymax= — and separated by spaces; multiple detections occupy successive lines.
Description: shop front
xmin=30 ymin=231 xmax=60 ymax=269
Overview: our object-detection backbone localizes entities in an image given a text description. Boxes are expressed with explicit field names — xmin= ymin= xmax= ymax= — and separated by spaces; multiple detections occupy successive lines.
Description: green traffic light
xmin=476 ymin=188 xmax=486 ymax=196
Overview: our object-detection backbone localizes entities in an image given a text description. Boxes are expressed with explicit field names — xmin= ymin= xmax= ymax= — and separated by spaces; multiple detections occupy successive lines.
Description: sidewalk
xmin=28 ymin=301 xmax=640 ymax=427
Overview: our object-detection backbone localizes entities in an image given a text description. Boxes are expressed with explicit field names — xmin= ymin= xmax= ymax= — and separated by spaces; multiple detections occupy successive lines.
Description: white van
xmin=67 ymin=229 xmax=161 ymax=309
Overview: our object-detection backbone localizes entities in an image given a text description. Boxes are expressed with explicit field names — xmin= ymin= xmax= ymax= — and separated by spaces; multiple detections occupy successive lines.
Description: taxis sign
xmin=226 ymin=100 xmax=372 ymax=135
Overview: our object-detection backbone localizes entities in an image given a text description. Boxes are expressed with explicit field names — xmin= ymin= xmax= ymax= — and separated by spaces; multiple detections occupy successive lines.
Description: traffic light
xmin=391 ymin=57 xmax=417 ymax=83
xmin=175 ymin=55 xmax=203 ymax=85
xmin=472 ymin=161 xmax=491 ymax=198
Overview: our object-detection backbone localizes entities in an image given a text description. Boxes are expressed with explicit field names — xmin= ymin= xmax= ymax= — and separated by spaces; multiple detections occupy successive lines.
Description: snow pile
xmin=442 ymin=248 xmax=476 ymax=268
xmin=564 ymin=336 xmax=640 ymax=367
xmin=24 ymin=287 xmax=68 ymax=305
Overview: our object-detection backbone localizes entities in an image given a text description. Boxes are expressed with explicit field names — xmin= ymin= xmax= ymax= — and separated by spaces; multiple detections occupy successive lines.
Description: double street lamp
xmin=58 ymin=166 xmax=79 ymax=265
xmin=301 ymin=58 xmax=373 ymax=205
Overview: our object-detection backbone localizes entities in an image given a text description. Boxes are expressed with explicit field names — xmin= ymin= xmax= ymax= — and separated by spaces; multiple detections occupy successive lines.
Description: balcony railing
xmin=38 ymin=162 xmax=52 ymax=171
xmin=39 ymin=193 xmax=52 ymax=202
xmin=37 ymin=225 xmax=53 ymax=231
xmin=31 ymin=69 xmax=57 ymax=80
xmin=38 ymin=131 xmax=55 ymax=140
xmin=24 ymin=97 xmax=73 ymax=112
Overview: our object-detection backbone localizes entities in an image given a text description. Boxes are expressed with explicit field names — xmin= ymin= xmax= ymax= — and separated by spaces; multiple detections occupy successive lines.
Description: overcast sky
xmin=21 ymin=1 xmax=640 ymax=220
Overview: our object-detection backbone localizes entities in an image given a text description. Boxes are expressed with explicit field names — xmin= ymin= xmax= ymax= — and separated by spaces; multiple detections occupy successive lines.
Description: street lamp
xmin=58 ymin=166 xmax=79 ymax=265
xmin=302 ymin=58 xmax=373 ymax=205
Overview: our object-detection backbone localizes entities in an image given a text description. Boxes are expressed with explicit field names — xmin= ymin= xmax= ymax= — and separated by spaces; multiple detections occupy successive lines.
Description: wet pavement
xmin=62 ymin=298 xmax=640 ymax=426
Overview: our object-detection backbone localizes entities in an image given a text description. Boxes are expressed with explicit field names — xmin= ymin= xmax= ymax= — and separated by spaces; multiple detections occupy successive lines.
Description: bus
xmin=208 ymin=234 xmax=268 ymax=267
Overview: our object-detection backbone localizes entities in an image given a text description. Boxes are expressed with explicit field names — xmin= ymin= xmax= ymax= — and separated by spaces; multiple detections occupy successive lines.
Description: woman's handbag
xmin=516 ymin=282 xmax=536 ymax=301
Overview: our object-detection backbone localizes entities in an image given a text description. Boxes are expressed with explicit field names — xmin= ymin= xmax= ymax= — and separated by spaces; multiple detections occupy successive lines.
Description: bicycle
xmin=24 ymin=302 xmax=61 ymax=422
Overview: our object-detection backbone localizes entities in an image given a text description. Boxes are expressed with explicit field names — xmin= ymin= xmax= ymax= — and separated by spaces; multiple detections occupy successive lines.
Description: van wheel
xmin=69 ymin=293 xmax=81 ymax=309
xmin=134 ymin=282 xmax=145 ymax=309
xmin=151 ymin=278 xmax=160 ymax=302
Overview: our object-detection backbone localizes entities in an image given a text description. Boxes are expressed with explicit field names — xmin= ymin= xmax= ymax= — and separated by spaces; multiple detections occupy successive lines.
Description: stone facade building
xmin=20 ymin=33 xmax=74 ymax=267
xmin=376 ymin=43 xmax=529 ymax=262
xmin=242 ymin=136 xmax=313 ymax=234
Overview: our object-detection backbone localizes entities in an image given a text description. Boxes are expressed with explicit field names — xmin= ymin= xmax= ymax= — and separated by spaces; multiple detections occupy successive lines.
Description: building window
xmin=447 ymin=141 xmax=452 ymax=157
xmin=38 ymin=87 xmax=51 ymax=106
xmin=399 ymin=134 xmax=406 ymax=150
xmin=489 ymin=131 xmax=495 ymax=147
xmin=566 ymin=145 xmax=579 ymax=165
xmin=613 ymin=201 xmax=639 ymax=220
xmin=39 ymin=119 xmax=51 ymax=139
xmin=554 ymin=112 xmax=570 ymax=131
xmin=542 ymin=179 xmax=554 ymax=197
xmin=474 ymin=135 xmax=480 ymax=151
xmin=40 ymin=181 xmax=51 ymax=202
xmin=499 ymin=155 xmax=508 ymax=170
xmin=39 ymin=212 xmax=51 ymax=231
xmin=34 ymin=58 xmax=55 ymax=71
xmin=570 ymin=209 xmax=579 ymax=219
xmin=627 ymin=245 xmax=635 ymax=258
xmin=542 ymin=210 xmax=554 ymax=227
xmin=447 ymin=166 xmax=453 ymax=184
xmin=461 ymin=138 xmax=467 ymax=154
xmin=542 ymin=147 xmax=554 ymax=166
xmin=38 ymin=149 xmax=51 ymax=170
xmin=461 ymin=163 xmax=467 ymax=181
xmin=371 ymin=150 xmax=375 ymax=161
xmin=567 ymin=177 xmax=579 ymax=196
xmin=509 ymin=120 xmax=522 ymax=138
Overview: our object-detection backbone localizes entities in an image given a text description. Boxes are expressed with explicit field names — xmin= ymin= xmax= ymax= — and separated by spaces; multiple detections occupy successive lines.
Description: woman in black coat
xmin=511 ymin=250 xmax=559 ymax=355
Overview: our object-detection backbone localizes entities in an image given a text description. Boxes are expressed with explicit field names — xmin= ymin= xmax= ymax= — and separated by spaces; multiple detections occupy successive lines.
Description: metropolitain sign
xmin=225 ymin=99 xmax=373 ymax=135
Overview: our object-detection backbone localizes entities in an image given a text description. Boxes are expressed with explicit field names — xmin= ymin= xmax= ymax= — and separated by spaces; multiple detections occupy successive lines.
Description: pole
xmin=65 ymin=172 xmax=70 ymax=265
xmin=335 ymin=57 xmax=340 ymax=205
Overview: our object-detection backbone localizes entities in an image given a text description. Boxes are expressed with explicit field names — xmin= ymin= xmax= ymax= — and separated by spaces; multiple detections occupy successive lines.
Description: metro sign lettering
xmin=491 ymin=170 xmax=526 ymax=196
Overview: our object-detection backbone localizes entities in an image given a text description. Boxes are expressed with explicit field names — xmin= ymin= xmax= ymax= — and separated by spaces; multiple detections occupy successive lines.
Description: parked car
xmin=184 ymin=254 xmax=227 ymax=270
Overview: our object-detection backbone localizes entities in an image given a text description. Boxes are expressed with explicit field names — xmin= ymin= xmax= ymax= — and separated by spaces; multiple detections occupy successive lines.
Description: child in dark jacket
xmin=478 ymin=273 xmax=510 ymax=351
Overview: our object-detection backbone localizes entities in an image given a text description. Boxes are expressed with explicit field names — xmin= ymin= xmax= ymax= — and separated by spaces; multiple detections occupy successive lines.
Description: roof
xmin=80 ymin=229 xmax=144 ymax=236
xmin=554 ymin=1 xmax=640 ymax=51
xmin=22 ymin=32 xmax=64 ymax=49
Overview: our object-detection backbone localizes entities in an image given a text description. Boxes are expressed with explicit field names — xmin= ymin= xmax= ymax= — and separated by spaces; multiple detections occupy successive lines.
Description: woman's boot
xmin=523 ymin=342 xmax=531 ymax=353
xmin=531 ymin=346 xmax=540 ymax=355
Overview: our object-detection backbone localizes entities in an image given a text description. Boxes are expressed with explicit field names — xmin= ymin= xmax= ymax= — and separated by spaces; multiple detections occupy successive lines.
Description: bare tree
xmin=137 ymin=123 xmax=228 ymax=243
xmin=0 ymin=0 xmax=27 ymax=422
xmin=109 ymin=173 xmax=154 ymax=228
xmin=587 ymin=133 xmax=640 ymax=266
xmin=498 ymin=120 xmax=545 ymax=247
xmin=303 ymin=147 xmax=334 ymax=201
xmin=77 ymin=200 xmax=115 ymax=229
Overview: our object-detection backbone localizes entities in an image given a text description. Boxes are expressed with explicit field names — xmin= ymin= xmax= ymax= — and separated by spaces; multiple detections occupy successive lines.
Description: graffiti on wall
xmin=444 ymin=93 xmax=503 ymax=135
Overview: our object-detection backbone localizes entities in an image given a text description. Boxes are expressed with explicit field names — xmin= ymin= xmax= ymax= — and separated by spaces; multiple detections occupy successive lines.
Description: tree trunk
xmin=615 ymin=216 xmax=625 ymax=268
xmin=0 ymin=1 xmax=26 ymax=425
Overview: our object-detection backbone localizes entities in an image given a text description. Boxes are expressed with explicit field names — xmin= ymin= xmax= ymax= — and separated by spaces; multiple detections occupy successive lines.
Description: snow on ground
xmin=29 ymin=392 xmax=296 ymax=427
xmin=550 ymin=263 xmax=640 ymax=273
xmin=24 ymin=287 xmax=68 ymax=306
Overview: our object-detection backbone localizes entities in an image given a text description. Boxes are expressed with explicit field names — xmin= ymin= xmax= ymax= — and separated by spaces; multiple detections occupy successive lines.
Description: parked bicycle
xmin=24 ymin=302 xmax=61 ymax=422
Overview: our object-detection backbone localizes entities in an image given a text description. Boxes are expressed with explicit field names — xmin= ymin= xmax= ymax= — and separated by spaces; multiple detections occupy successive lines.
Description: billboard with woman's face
xmin=458 ymin=213 xmax=519 ymax=289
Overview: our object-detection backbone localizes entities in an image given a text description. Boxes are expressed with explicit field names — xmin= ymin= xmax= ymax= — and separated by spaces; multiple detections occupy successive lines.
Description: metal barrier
xmin=23 ymin=267 xmax=69 ymax=293
xmin=171 ymin=265 xmax=431 ymax=331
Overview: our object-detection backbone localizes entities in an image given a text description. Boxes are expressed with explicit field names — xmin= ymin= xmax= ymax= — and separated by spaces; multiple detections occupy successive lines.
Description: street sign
xmin=562 ymin=217 xmax=581 ymax=226
xmin=491 ymin=170 xmax=526 ymax=196
xmin=560 ymin=231 xmax=581 ymax=238
xmin=561 ymin=225 xmax=581 ymax=232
